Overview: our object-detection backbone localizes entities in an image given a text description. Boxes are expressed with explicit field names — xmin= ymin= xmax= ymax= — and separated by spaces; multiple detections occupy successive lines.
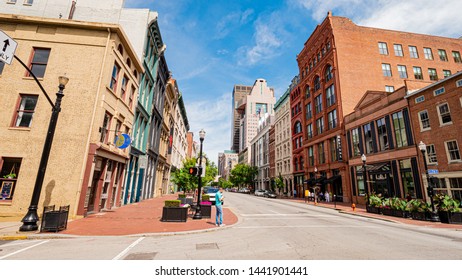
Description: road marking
xmin=0 ymin=240 xmax=49 ymax=260
xmin=235 ymin=225 xmax=379 ymax=229
xmin=267 ymin=209 xmax=281 ymax=214
xmin=241 ymin=213 xmax=334 ymax=217
xmin=112 ymin=237 xmax=145 ymax=260
xmin=0 ymin=240 xmax=41 ymax=247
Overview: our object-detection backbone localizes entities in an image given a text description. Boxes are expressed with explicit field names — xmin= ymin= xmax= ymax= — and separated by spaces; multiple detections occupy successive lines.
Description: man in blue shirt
xmin=215 ymin=187 xmax=224 ymax=226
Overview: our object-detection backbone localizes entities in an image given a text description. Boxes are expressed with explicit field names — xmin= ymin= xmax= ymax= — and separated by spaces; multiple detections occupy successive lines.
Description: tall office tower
xmin=230 ymin=84 xmax=252 ymax=153
xmin=296 ymin=11 xmax=462 ymax=203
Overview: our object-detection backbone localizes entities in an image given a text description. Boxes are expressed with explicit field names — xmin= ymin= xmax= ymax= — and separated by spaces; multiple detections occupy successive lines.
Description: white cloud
xmin=237 ymin=18 xmax=283 ymax=66
xmin=186 ymin=93 xmax=232 ymax=164
xmin=215 ymin=9 xmax=254 ymax=39
xmin=296 ymin=0 xmax=462 ymax=38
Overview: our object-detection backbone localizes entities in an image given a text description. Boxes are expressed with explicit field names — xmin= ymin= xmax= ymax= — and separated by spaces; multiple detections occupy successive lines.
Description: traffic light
xmin=189 ymin=167 xmax=199 ymax=176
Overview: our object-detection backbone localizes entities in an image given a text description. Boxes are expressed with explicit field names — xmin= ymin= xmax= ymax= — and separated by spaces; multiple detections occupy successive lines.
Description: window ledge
xmin=420 ymin=128 xmax=431 ymax=132
xmin=8 ymin=127 xmax=31 ymax=131
xmin=448 ymin=160 xmax=462 ymax=164
xmin=23 ymin=76 xmax=43 ymax=81
xmin=0 ymin=200 xmax=13 ymax=205
xmin=440 ymin=122 xmax=453 ymax=127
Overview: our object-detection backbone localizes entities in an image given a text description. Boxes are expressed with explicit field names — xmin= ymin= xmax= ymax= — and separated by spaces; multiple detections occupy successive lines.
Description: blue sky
xmin=124 ymin=0 xmax=462 ymax=164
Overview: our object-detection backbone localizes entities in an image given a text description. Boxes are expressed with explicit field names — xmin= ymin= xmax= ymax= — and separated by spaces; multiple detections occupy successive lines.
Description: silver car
xmin=254 ymin=189 xmax=266 ymax=196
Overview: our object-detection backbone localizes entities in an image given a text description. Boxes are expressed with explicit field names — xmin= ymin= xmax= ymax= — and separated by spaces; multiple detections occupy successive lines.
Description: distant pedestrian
xmin=293 ymin=189 xmax=297 ymax=198
xmin=215 ymin=187 xmax=225 ymax=227
xmin=325 ymin=191 xmax=330 ymax=202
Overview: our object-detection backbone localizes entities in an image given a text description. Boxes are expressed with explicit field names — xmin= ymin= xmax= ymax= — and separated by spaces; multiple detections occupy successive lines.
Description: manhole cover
xmin=196 ymin=243 xmax=219 ymax=250
xmin=124 ymin=252 xmax=157 ymax=260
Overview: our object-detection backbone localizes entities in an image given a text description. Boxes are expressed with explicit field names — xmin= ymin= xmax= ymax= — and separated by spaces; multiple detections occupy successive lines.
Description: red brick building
xmin=290 ymin=76 xmax=304 ymax=197
xmin=295 ymin=12 xmax=462 ymax=203
xmin=406 ymin=72 xmax=462 ymax=202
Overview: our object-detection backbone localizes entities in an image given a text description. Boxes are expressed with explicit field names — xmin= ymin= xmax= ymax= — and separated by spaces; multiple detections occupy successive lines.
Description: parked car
xmin=239 ymin=188 xmax=250 ymax=194
xmin=203 ymin=187 xmax=219 ymax=204
xmin=264 ymin=190 xmax=277 ymax=198
xmin=254 ymin=189 xmax=266 ymax=196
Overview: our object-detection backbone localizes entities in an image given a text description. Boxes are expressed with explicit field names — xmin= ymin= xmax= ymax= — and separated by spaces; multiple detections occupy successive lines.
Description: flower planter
xmin=411 ymin=211 xmax=427 ymax=221
xmin=199 ymin=204 xmax=212 ymax=218
xmin=382 ymin=208 xmax=393 ymax=216
xmin=392 ymin=209 xmax=407 ymax=218
xmin=366 ymin=205 xmax=382 ymax=214
xmin=161 ymin=206 xmax=188 ymax=222
xmin=438 ymin=211 xmax=462 ymax=224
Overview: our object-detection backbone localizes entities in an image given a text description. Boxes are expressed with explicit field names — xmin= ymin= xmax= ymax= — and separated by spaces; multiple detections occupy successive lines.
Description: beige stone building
xmin=0 ymin=14 xmax=142 ymax=220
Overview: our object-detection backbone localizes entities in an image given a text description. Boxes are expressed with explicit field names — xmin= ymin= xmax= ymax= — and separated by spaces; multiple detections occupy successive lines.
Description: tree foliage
xmin=170 ymin=155 xmax=218 ymax=193
xmin=275 ymin=173 xmax=285 ymax=192
xmin=229 ymin=163 xmax=258 ymax=188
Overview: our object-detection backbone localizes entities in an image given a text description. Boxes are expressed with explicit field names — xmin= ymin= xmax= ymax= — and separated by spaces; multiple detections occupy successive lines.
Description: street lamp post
xmin=193 ymin=129 xmax=206 ymax=220
xmin=361 ymin=154 xmax=368 ymax=206
xmin=314 ymin=167 xmax=318 ymax=205
xmin=418 ymin=141 xmax=439 ymax=222
xmin=20 ymin=76 xmax=69 ymax=231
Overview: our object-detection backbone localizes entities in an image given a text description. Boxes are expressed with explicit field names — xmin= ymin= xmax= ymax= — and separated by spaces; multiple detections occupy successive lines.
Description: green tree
xmin=275 ymin=173 xmax=285 ymax=194
xmin=170 ymin=155 xmax=218 ymax=193
xmin=230 ymin=163 xmax=258 ymax=189
xmin=218 ymin=177 xmax=233 ymax=190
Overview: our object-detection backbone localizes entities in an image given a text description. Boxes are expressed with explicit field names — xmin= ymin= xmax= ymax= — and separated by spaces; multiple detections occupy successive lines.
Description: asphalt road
xmin=1 ymin=192 xmax=462 ymax=260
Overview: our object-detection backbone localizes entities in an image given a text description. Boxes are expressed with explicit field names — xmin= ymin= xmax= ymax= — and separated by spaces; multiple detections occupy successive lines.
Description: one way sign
xmin=0 ymin=30 xmax=18 ymax=65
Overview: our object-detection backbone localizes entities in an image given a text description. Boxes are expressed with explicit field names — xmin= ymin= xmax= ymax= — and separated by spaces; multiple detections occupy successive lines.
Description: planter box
xmin=161 ymin=207 xmax=188 ymax=222
xmin=439 ymin=211 xmax=462 ymax=224
xmin=199 ymin=204 xmax=212 ymax=218
xmin=392 ymin=209 xmax=410 ymax=218
xmin=366 ymin=205 xmax=382 ymax=214
xmin=382 ymin=208 xmax=393 ymax=216
xmin=411 ymin=212 xmax=427 ymax=221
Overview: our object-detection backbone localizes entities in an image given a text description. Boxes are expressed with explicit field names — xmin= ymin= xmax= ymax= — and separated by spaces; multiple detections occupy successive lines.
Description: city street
xmin=1 ymin=192 xmax=461 ymax=260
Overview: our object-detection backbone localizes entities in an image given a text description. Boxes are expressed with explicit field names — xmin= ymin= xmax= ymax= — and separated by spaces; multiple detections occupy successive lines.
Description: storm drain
xmin=196 ymin=243 xmax=219 ymax=250
xmin=123 ymin=252 xmax=157 ymax=260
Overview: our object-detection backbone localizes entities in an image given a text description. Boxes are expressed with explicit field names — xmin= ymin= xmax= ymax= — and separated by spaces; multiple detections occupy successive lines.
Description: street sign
xmin=428 ymin=169 xmax=439 ymax=175
xmin=0 ymin=30 xmax=18 ymax=65
xmin=114 ymin=133 xmax=131 ymax=149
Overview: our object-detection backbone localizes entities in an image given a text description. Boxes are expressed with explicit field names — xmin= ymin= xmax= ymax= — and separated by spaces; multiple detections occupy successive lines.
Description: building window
xmin=385 ymin=85 xmax=395 ymax=92
xmin=314 ymin=76 xmax=321 ymax=91
xmin=351 ymin=128 xmax=360 ymax=157
xmin=415 ymin=96 xmax=425 ymax=103
xmin=418 ymin=110 xmax=430 ymax=131
xmin=0 ymin=61 xmax=4 ymax=75
xmin=315 ymin=94 xmax=322 ymax=114
xmin=382 ymin=63 xmax=392 ymax=77
xmin=307 ymin=123 xmax=313 ymax=139
xmin=129 ymin=85 xmax=135 ymax=109
xmin=294 ymin=121 xmax=302 ymax=134
xmin=13 ymin=94 xmax=38 ymax=127
xmin=443 ymin=70 xmax=452 ymax=78
xmin=330 ymin=137 xmax=338 ymax=162
xmin=392 ymin=111 xmax=408 ymax=148
xmin=397 ymin=65 xmax=408 ymax=78
xmin=325 ymin=65 xmax=333 ymax=82
xmin=326 ymin=41 xmax=331 ymax=51
xmin=356 ymin=166 xmax=365 ymax=195
xmin=308 ymin=146 xmax=314 ymax=166
xmin=428 ymin=68 xmax=438 ymax=81
xmin=376 ymin=118 xmax=388 ymax=151
xmin=316 ymin=117 xmax=324 ymax=135
xmin=28 ymin=48 xmax=51 ymax=78
xmin=327 ymin=109 xmax=337 ymax=130
xmin=306 ymin=103 xmax=312 ymax=120
xmin=363 ymin=123 xmax=373 ymax=154
xmin=394 ymin=44 xmax=403 ymax=56
xmin=438 ymin=49 xmax=448 ymax=61
xmin=426 ymin=144 xmax=437 ymax=164
xmin=457 ymin=79 xmax=462 ymax=88
xmin=437 ymin=103 xmax=452 ymax=125
xmin=0 ymin=157 xmax=22 ymax=201
xmin=399 ymin=159 xmax=415 ymax=198
xmin=446 ymin=140 xmax=461 ymax=161
xmin=452 ymin=51 xmax=462 ymax=63
xmin=305 ymin=86 xmax=311 ymax=99
xmin=110 ymin=63 xmax=120 ymax=91
xmin=120 ymin=75 xmax=128 ymax=100
xmin=413 ymin=66 xmax=423 ymax=80
xmin=100 ymin=112 xmax=112 ymax=143
xmin=378 ymin=42 xmax=388 ymax=55
xmin=433 ymin=87 xmax=445 ymax=96
xmin=423 ymin=47 xmax=433 ymax=60
xmin=326 ymin=84 xmax=335 ymax=107
xmin=23 ymin=0 xmax=33 ymax=5
xmin=318 ymin=142 xmax=325 ymax=164
xmin=409 ymin=46 xmax=418 ymax=58
xmin=7 ymin=0 xmax=17 ymax=4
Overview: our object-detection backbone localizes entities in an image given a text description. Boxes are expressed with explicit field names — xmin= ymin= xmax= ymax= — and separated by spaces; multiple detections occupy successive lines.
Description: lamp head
xmin=361 ymin=154 xmax=367 ymax=163
xmin=199 ymin=129 xmax=206 ymax=140
xmin=418 ymin=141 xmax=426 ymax=152
xmin=58 ymin=76 xmax=69 ymax=87
xmin=314 ymin=167 xmax=317 ymax=173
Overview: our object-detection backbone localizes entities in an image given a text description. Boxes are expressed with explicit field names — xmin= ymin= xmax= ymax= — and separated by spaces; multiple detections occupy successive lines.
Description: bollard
xmin=351 ymin=203 xmax=356 ymax=211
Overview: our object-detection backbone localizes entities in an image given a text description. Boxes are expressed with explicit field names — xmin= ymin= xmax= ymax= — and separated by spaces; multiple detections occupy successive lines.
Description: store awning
xmin=304 ymin=178 xmax=315 ymax=185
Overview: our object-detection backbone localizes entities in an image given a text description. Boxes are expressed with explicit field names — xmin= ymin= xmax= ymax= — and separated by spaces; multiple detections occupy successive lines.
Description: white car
xmin=254 ymin=189 xmax=266 ymax=196
xmin=203 ymin=187 xmax=219 ymax=205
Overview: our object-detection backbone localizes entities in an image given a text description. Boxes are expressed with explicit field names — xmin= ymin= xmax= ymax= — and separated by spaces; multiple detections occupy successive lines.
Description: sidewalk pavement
xmin=1 ymin=194 xmax=461 ymax=240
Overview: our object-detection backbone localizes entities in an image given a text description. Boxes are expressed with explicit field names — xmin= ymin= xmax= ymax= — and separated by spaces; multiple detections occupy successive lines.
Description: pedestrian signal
xmin=189 ymin=167 xmax=199 ymax=176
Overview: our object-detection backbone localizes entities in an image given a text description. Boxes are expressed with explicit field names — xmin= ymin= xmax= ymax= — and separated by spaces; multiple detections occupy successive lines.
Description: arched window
xmin=117 ymin=44 xmax=124 ymax=55
xmin=294 ymin=158 xmax=298 ymax=171
xmin=314 ymin=76 xmax=321 ymax=91
xmin=305 ymin=86 xmax=311 ymax=99
xmin=300 ymin=157 xmax=304 ymax=170
xmin=294 ymin=121 xmax=302 ymax=134
xmin=325 ymin=65 xmax=333 ymax=82
xmin=126 ymin=58 xmax=131 ymax=68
